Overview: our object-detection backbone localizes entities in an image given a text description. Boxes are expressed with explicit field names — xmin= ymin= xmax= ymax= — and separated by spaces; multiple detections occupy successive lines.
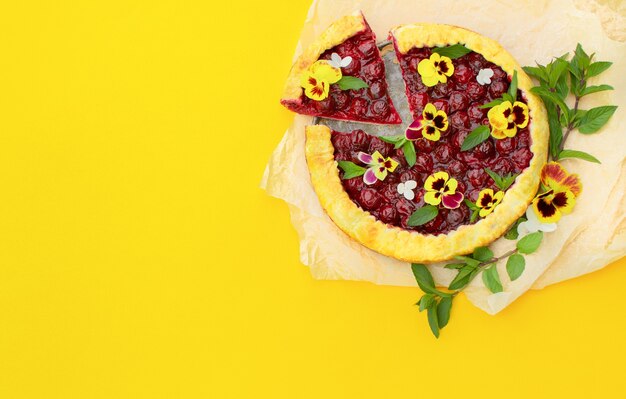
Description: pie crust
xmin=305 ymin=24 xmax=549 ymax=263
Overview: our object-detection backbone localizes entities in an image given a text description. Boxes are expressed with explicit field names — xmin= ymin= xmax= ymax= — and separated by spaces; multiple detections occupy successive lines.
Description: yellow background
xmin=0 ymin=1 xmax=624 ymax=397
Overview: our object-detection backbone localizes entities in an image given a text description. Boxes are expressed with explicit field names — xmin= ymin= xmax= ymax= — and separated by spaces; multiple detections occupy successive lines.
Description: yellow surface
xmin=0 ymin=1 xmax=624 ymax=398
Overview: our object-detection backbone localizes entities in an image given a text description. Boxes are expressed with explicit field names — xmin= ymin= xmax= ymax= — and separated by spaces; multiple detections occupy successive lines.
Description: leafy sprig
xmin=523 ymin=44 xmax=616 ymax=162
xmin=431 ymin=44 xmax=471 ymax=59
xmin=484 ymin=168 xmax=518 ymax=191
xmin=337 ymin=76 xmax=369 ymax=90
xmin=378 ymin=135 xmax=416 ymax=166
xmin=337 ymin=161 xmax=366 ymax=179
xmin=413 ymin=231 xmax=544 ymax=337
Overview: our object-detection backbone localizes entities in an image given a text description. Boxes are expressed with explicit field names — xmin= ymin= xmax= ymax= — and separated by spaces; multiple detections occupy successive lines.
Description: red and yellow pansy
xmin=300 ymin=60 xmax=342 ymax=101
xmin=357 ymin=151 xmax=399 ymax=185
xmin=475 ymin=188 xmax=504 ymax=217
xmin=424 ymin=171 xmax=464 ymax=209
xmin=405 ymin=103 xmax=449 ymax=142
xmin=487 ymin=100 xmax=529 ymax=139
xmin=532 ymin=162 xmax=582 ymax=223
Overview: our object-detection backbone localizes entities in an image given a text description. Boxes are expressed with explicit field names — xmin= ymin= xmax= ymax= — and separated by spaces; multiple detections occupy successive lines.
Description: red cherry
xmin=511 ymin=147 xmax=533 ymax=169
xmin=395 ymin=198 xmax=416 ymax=216
xmin=368 ymin=138 xmax=393 ymax=157
xmin=368 ymin=81 xmax=385 ymax=99
xmin=370 ymin=100 xmax=390 ymax=117
xmin=358 ymin=188 xmax=383 ymax=210
xmin=431 ymin=99 xmax=449 ymax=114
xmin=489 ymin=80 xmax=507 ymax=99
xmin=449 ymin=111 xmax=471 ymax=129
xmin=495 ymin=136 xmax=517 ymax=154
xmin=448 ymin=91 xmax=470 ymax=113
xmin=378 ymin=204 xmax=399 ymax=224
xmin=414 ymin=153 xmax=434 ymax=173
xmin=448 ymin=159 xmax=467 ymax=176
xmin=467 ymin=168 xmax=489 ymax=187
xmin=452 ymin=63 xmax=473 ymax=84
xmin=363 ymin=62 xmax=384 ymax=80
xmin=466 ymin=81 xmax=487 ymax=101
xmin=434 ymin=143 xmax=453 ymax=163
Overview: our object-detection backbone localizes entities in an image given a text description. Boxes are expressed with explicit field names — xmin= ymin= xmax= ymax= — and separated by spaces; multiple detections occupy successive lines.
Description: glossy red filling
xmin=282 ymin=23 xmax=401 ymax=124
xmin=331 ymin=48 xmax=533 ymax=235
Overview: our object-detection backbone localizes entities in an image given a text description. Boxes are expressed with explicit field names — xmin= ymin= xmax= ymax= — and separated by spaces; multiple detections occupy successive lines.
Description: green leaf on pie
xmin=482 ymin=264 xmax=503 ymax=293
xmin=479 ymin=98 xmax=505 ymax=109
xmin=393 ymin=138 xmax=408 ymax=149
xmin=337 ymin=161 xmax=366 ymax=179
xmin=408 ymin=205 xmax=439 ymax=227
xmin=473 ymin=246 xmax=494 ymax=262
xmin=586 ymin=61 xmax=612 ymax=78
xmin=402 ymin=140 xmax=416 ymax=167
xmin=580 ymin=84 xmax=614 ymax=97
xmin=463 ymin=198 xmax=479 ymax=211
xmin=517 ymin=231 xmax=544 ymax=254
xmin=337 ymin=76 xmax=369 ymax=90
xmin=437 ymin=296 xmax=453 ymax=329
xmin=577 ymin=105 xmax=618 ymax=134
xmin=558 ymin=149 xmax=601 ymax=164
xmin=484 ymin=168 xmax=518 ymax=191
xmin=507 ymin=70 xmax=518 ymax=100
xmin=378 ymin=134 xmax=405 ymax=144
xmin=574 ymin=43 xmax=591 ymax=70
xmin=461 ymin=125 xmax=490 ymax=151
xmin=506 ymin=254 xmax=526 ymax=281
xmin=431 ymin=44 xmax=471 ymax=59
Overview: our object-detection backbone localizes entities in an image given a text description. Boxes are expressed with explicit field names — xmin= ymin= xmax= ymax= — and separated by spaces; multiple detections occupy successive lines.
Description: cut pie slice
xmin=304 ymin=24 xmax=549 ymax=263
xmin=280 ymin=12 xmax=401 ymax=124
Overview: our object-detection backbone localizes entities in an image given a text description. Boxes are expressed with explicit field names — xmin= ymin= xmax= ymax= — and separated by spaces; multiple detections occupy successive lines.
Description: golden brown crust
xmin=305 ymin=24 xmax=549 ymax=263
xmin=281 ymin=12 xmax=366 ymax=102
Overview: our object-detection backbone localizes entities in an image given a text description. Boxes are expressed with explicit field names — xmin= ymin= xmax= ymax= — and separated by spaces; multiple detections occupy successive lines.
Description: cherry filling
xmin=284 ymin=24 xmax=401 ymax=124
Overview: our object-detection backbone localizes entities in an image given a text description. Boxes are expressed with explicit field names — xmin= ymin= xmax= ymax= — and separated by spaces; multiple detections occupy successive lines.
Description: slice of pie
xmin=304 ymin=24 xmax=549 ymax=263
xmin=280 ymin=12 xmax=401 ymax=124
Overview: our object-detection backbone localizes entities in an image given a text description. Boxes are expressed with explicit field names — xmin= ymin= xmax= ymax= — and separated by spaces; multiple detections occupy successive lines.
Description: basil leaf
xmin=507 ymin=70 xmax=518 ymax=100
xmin=437 ymin=296 xmax=453 ymax=328
xmin=454 ymin=256 xmax=481 ymax=268
xmin=448 ymin=265 xmax=480 ymax=291
xmin=337 ymin=161 xmax=366 ymax=179
xmin=419 ymin=293 xmax=436 ymax=312
xmin=461 ymin=125 xmax=490 ymax=151
xmin=411 ymin=263 xmax=435 ymax=290
xmin=426 ymin=305 xmax=440 ymax=338
xmin=402 ymin=140 xmax=416 ymax=167
xmin=432 ymin=44 xmax=471 ymax=59
xmin=580 ymin=84 xmax=614 ymax=97
xmin=517 ymin=231 xmax=544 ymax=254
xmin=502 ymin=93 xmax=514 ymax=103
xmin=531 ymin=86 xmax=569 ymax=116
xmin=506 ymin=254 xmax=526 ymax=281
xmin=473 ymin=247 xmax=494 ymax=262
xmin=548 ymin=59 xmax=568 ymax=88
xmin=555 ymin=71 xmax=569 ymax=99
xmin=574 ymin=43 xmax=591 ymax=70
xmin=500 ymin=173 xmax=518 ymax=191
xmin=408 ymin=205 xmax=439 ymax=227
xmin=558 ymin=149 xmax=601 ymax=164
xmin=444 ymin=263 xmax=465 ymax=270
xmin=482 ymin=264 xmax=503 ymax=293
xmin=484 ymin=168 xmax=503 ymax=188
xmin=378 ymin=134 xmax=405 ymax=144
xmin=586 ymin=61 xmax=612 ymax=78
xmin=522 ymin=66 xmax=548 ymax=83
xmin=577 ymin=105 xmax=618 ymax=134
xmin=393 ymin=138 xmax=407 ymax=150
xmin=337 ymin=76 xmax=369 ymax=90
xmin=504 ymin=218 xmax=526 ymax=240
xmin=463 ymin=198 xmax=479 ymax=211
xmin=479 ymin=98 xmax=505 ymax=109
xmin=545 ymin=102 xmax=563 ymax=159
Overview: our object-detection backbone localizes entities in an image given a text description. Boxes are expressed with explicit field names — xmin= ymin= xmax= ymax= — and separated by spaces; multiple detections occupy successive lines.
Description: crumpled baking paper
xmin=261 ymin=0 xmax=626 ymax=314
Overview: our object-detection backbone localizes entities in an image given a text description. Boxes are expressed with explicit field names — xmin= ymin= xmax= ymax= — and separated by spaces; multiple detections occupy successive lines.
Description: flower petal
xmin=541 ymin=162 xmax=582 ymax=197
xmin=425 ymin=172 xmax=449 ymax=192
xmin=405 ymin=180 xmax=418 ymax=190
xmin=442 ymin=192 xmax=464 ymax=209
xmin=310 ymin=60 xmax=342 ymax=84
xmin=433 ymin=111 xmax=448 ymax=131
xmin=330 ymin=53 xmax=342 ymax=68
xmin=423 ymin=103 xmax=437 ymax=120
xmin=404 ymin=190 xmax=415 ymax=200
xmin=385 ymin=157 xmax=399 ymax=172
xmin=374 ymin=165 xmax=388 ymax=181
xmin=488 ymin=102 xmax=512 ymax=131
xmin=357 ymin=152 xmax=373 ymax=165
xmin=371 ymin=151 xmax=385 ymax=165
xmin=444 ymin=177 xmax=458 ymax=194
xmin=397 ymin=183 xmax=405 ymax=194
xmin=421 ymin=74 xmax=439 ymax=87
xmin=417 ymin=57 xmax=437 ymax=77
xmin=424 ymin=191 xmax=442 ymax=206
xmin=363 ymin=168 xmax=377 ymax=185
xmin=477 ymin=189 xmax=495 ymax=208
xmin=340 ymin=56 xmax=352 ymax=67
xmin=438 ymin=56 xmax=454 ymax=77
xmin=532 ymin=196 xmax=562 ymax=223
xmin=552 ymin=190 xmax=576 ymax=214
xmin=512 ymin=101 xmax=529 ymax=128
xmin=422 ymin=126 xmax=441 ymax=141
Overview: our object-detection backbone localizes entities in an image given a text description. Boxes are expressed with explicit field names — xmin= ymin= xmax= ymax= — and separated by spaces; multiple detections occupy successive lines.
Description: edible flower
xmin=475 ymin=188 xmax=504 ymax=217
xmin=357 ymin=151 xmax=399 ymax=185
xmin=329 ymin=52 xmax=352 ymax=68
xmin=487 ymin=100 xmax=529 ymax=139
xmin=405 ymin=103 xmax=449 ymax=142
xmin=397 ymin=180 xmax=418 ymax=200
xmin=300 ymin=60 xmax=342 ymax=101
xmin=424 ymin=171 xmax=464 ymax=209
xmin=531 ymin=162 xmax=582 ymax=223
xmin=417 ymin=53 xmax=454 ymax=87
xmin=517 ymin=206 xmax=557 ymax=238
xmin=476 ymin=68 xmax=494 ymax=85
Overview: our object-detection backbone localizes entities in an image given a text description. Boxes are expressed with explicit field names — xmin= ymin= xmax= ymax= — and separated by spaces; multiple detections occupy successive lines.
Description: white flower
xmin=476 ymin=68 xmax=494 ymax=85
xmin=517 ymin=206 xmax=557 ymax=237
xmin=397 ymin=180 xmax=417 ymax=200
xmin=329 ymin=52 xmax=352 ymax=68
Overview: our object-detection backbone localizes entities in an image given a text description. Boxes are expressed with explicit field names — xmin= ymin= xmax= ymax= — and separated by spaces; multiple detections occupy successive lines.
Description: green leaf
xmin=580 ymin=84 xmax=614 ymax=97
xmin=461 ymin=125 xmax=490 ymax=151
xmin=402 ymin=140 xmax=416 ymax=167
xmin=470 ymin=209 xmax=478 ymax=223
xmin=378 ymin=134 xmax=405 ymax=144
xmin=482 ymin=264 xmax=503 ymax=293
xmin=473 ymin=247 xmax=494 ymax=262
xmin=454 ymin=256 xmax=481 ymax=268
xmin=574 ymin=43 xmax=591 ymax=70
xmin=548 ymin=58 xmax=569 ymax=88
xmin=507 ymin=70 xmax=518 ymax=100
xmin=506 ymin=254 xmax=526 ymax=281
xmin=555 ymin=71 xmax=569 ymax=99
xmin=578 ymin=105 xmax=618 ymax=134
xmin=484 ymin=168 xmax=517 ymax=191
xmin=437 ymin=296 xmax=453 ymax=328
xmin=502 ymin=93 xmax=514 ymax=103
xmin=504 ymin=217 xmax=526 ymax=240
xmin=426 ymin=305 xmax=440 ymax=338
xmin=517 ymin=231 xmax=544 ymax=254
xmin=586 ymin=61 xmax=611 ymax=78
xmin=463 ymin=198 xmax=479 ymax=211
xmin=531 ymin=86 xmax=569 ymax=116
xmin=444 ymin=263 xmax=465 ymax=270
xmin=337 ymin=76 xmax=369 ymax=90
xmin=545 ymin=103 xmax=563 ymax=159
xmin=479 ymin=98 xmax=505 ymax=109
xmin=448 ymin=265 xmax=479 ymax=291
xmin=523 ymin=66 xmax=548 ymax=82
xmin=558 ymin=149 xmax=601 ymax=164
xmin=419 ymin=294 xmax=436 ymax=312
xmin=411 ymin=264 xmax=452 ymax=298
xmin=337 ymin=161 xmax=366 ymax=179
xmin=393 ymin=138 xmax=407 ymax=150
xmin=432 ymin=44 xmax=471 ymax=59
xmin=408 ymin=205 xmax=439 ymax=227
xmin=484 ymin=168 xmax=503 ymax=188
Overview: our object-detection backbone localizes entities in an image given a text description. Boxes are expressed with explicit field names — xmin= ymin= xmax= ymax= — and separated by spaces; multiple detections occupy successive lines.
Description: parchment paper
xmin=262 ymin=0 xmax=626 ymax=314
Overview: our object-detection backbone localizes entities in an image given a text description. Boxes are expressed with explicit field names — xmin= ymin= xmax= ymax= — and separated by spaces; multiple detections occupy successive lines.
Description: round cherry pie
xmin=282 ymin=13 xmax=549 ymax=263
